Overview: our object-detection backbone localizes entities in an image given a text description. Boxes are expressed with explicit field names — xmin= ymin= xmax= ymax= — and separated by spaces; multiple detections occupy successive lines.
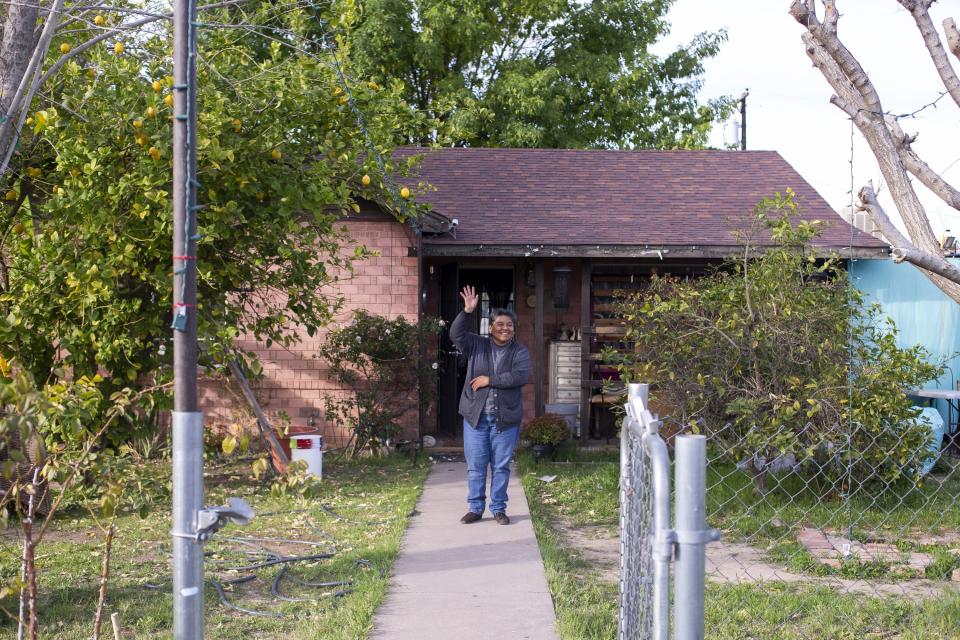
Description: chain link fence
xmin=619 ymin=385 xmax=655 ymax=639
xmin=619 ymin=383 xmax=960 ymax=639
xmin=702 ymin=406 xmax=960 ymax=639
xmin=619 ymin=383 xmax=718 ymax=640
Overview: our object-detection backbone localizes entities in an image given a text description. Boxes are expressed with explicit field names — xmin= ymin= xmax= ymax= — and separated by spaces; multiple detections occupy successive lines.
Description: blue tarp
xmin=851 ymin=258 xmax=960 ymax=425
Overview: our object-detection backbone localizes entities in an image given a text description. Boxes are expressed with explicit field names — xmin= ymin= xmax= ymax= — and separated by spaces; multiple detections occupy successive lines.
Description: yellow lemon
xmin=132 ymin=118 xmax=143 ymax=129
xmin=232 ymin=118 xmax=242 ymax=132
xmin=59 ymin=43 xmax=71 ymax=54
xmin=136 ymin=135 xmax=147 ymax=146
xmin=25 ymin=117 xmax=32 ymax=125
xmin=26 ymin=167 xmax=41 ymax=178
xmin=400 ymin=187 xmax=410 ymax=199
xmin=270 ymin=148 xmax=282 ymax=161
xmin=4 ymin=190 xmax=17 ymax=201
xmin=148 ymin=146 xmax=160 ymax=161
xmin=164 ymin=94 xmax=173 ymax=107
xmin=86 ymin=68 xmax=96 ymax=78
xmin=152 ymin=80 xmax=163 ymax=92
xmin=146 ymin=106 xmax=157 ymax=119
xmin=114 ymin=42 xmax=124 ymax=55
xmin=361 ymin=174 xmax=371 ymax=186
xmin=55 ymin=187 xmax=64 ymax=196
xmin=94 ymin=15 xmax=105 ymax=26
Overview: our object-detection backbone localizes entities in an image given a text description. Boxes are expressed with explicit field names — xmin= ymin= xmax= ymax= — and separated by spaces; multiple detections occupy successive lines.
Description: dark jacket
xmin=450 ymin=310 xmax=531 ymax=429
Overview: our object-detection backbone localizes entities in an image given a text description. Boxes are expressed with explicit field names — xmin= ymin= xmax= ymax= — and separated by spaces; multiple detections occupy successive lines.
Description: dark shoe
xmin=460 ymin=511 xmax=482 ymax=524
xmin=494 ymin=512 xmax=510 ymax=525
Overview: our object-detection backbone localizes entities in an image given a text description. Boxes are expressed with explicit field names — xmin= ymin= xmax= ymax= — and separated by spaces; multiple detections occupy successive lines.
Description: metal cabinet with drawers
xmin=548 ymin=340 xmax=582 ymax=405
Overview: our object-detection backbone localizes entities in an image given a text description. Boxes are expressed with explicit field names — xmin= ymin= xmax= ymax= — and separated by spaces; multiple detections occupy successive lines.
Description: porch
xmin=422 ymin=255 xmax=722 ymax=442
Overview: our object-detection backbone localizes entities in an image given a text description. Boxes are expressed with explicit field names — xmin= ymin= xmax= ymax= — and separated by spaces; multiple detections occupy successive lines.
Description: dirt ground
xmin=552 ymin=519 xmax=960 ymax=602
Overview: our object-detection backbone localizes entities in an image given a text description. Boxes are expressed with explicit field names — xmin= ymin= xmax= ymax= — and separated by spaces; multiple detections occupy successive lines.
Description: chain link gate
xmin=619 ymin=383 xmax=720 ymax=640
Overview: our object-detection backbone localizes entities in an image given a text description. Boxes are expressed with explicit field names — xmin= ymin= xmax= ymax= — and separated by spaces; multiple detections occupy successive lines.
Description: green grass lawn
xmin=520 ymin=446 xmax=960 ymax=640
xmin=520 ymin=448 xmax=620 ymax=640
xmin=0 ymin=454 xmax=428 ymax=639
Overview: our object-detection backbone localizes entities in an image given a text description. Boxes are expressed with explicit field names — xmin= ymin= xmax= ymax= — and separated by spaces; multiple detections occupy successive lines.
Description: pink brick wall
xmin=200 ymin=217 xmax=420 ymax=449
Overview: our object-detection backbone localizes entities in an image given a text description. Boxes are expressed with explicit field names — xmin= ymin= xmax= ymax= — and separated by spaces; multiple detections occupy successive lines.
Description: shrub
xmin=318 ymin=311 xmax=441 ymax=457
xmin=522 ymin=414 xmax=570 ymax=446
xmin=612 ymin=191 xmax=943 ymax=493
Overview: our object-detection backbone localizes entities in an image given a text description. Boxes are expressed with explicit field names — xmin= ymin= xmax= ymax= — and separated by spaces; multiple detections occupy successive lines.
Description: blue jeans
xmin=463 ymin=414 xmax=520 ymax=515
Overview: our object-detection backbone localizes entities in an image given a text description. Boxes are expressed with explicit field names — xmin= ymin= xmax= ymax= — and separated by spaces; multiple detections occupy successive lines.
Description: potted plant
xmin=522 ymin=414 xmax=569 ymax=459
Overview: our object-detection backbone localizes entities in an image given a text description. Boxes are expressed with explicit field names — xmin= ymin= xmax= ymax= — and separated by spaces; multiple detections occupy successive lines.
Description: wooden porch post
xmin=580 ymin=259 xmax=592 ymax=442
xmin=534 ymin=260 xmax=545 ymax=416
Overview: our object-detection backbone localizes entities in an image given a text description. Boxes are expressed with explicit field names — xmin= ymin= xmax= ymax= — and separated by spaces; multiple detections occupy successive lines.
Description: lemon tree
xmin=0 ymin=0 xmax=418 ymax=439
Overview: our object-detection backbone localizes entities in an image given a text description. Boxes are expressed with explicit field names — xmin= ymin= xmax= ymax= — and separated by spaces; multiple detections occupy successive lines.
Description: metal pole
xmin=644 ymin=429 xmax=671 ymax=640
xmin=739 ymin=89 xmax=749 ymax=151
xmin=617 ymin=388 xmax=635 ymax=638
xmin=172 ymin=0 xmax=203 ymax=634
xmin=172 ymin=413 xmax=204 ymax=639
xmin=674 ymin=435 xmax=709 ymax=640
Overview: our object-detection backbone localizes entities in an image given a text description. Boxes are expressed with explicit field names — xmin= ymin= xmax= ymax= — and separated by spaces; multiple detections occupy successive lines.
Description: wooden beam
xmin=228 ymin=359 xmax=290 ymax=472
xmin=422 ymin=243 xmax=890 ymax=260
xmin=534 ymin=260 xmax=545 ymax=417
xmin=580 ymin=259 xmax=592 ymax=443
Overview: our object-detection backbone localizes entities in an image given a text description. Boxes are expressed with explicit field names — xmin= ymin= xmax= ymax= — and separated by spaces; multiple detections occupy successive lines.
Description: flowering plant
xmin=318 ymin=311 xmax=442 ymax=456
xmin=521 ymin=414 xmax=569 ymax=446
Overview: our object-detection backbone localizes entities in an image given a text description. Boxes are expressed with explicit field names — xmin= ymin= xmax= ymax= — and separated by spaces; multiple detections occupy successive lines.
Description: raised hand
xmin=460 ymin=285 xmax=479 ymax=313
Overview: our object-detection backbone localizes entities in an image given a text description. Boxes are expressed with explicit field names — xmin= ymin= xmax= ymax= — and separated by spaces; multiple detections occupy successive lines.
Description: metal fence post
xmin=674 ymin=434 xmax=719 ymax=640
xmin=618 ymin=389 xmax=633 ymax=640
xmin=172 ymin=411 xmax=204 ymax=639
xmin=644 ymin=428 xmax=671 ymax=640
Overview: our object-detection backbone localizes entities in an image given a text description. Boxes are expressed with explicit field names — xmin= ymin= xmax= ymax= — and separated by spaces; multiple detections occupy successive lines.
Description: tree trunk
xmin=0 ymin=4 xmax=39 ymax=109
xmin=92 ymin=525 xmax=115 ymax=640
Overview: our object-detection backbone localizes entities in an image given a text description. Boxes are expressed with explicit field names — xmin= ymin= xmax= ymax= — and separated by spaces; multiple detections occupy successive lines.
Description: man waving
xmin=450 ymin=285 xmax=531 ymax=525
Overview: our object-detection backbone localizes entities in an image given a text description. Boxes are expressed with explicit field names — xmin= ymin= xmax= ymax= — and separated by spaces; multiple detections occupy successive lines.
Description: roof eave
xmin=420 ymin=243 xmax=891 ymax=259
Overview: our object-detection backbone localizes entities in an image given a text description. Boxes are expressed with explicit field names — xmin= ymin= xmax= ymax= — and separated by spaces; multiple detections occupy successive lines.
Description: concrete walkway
xmin=370 ymin=461 xmax=560 ymax=640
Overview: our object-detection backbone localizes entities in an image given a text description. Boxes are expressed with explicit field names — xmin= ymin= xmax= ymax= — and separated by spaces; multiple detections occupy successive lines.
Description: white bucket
xmin=290 ymin=434 xmax=323 ymax=478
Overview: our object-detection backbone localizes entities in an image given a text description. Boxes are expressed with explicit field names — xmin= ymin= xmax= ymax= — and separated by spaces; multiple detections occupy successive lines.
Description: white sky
xmin=655 ymin=1 xmax=960 ymax=236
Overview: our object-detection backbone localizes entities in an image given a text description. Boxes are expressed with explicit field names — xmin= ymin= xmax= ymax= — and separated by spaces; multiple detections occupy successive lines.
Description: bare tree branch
xmin=858 ymin=184 xmax=960 ymax=290
xmin=801 ymin=31 xmax=941 ymax=257
xmin=944 ymin=17 xmax=960 ymax=59
xmin=791 ymin=0 xmax=883 ymax=112
xmin=885 ymin=115 xmax=960 ymax=210
xmin=897 ymin=1 xmax=960 ymax=109
xmin=800 ymin=32 xmax=866 ymax=111
xmin=794 ymin=1 xmax=960 ymax=303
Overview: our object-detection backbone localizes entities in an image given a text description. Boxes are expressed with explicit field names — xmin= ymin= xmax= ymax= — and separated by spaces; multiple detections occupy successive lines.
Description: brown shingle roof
xmin=398 ymin=147 xmax=886 ymax=251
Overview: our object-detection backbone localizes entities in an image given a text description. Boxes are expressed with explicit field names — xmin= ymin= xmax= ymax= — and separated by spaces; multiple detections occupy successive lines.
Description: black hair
xmin=488 ymin=308 xmax=518 ymax=328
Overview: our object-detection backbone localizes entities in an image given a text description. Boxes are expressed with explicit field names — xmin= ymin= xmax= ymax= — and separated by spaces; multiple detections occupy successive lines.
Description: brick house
xmin=201 ymin=148 xmax=887 ymax=447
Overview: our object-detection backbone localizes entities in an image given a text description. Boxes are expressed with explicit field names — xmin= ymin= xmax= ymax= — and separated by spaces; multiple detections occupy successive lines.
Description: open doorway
xmin=436 ymin=266 xmax=515 ymax=438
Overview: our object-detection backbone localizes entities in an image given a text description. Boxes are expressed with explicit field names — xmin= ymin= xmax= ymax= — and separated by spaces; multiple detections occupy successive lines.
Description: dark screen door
xmin=437 ymin=263 xmax=461 ymax=436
